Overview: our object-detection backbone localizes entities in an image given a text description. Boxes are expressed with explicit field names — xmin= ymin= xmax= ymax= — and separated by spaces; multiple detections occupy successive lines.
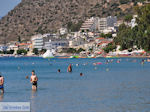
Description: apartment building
xmin=31 ymin=34 xmax=44 ymax=50
xmin=44 ymin=39 xmax=69 ymax=50
xmin=98 ymin=16 xmax=117 ymax=33
xmin=80 ymin=17 xmax=99 ymax=32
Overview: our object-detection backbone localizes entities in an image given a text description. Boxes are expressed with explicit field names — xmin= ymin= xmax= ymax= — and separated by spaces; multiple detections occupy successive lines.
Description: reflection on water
xmin=0 ymin=93 xmax=4 ymax=101
xmin=31 ymin=90 xmax=37 ymax=100
xmin=31 ymin=90 xmax=37 ymax=112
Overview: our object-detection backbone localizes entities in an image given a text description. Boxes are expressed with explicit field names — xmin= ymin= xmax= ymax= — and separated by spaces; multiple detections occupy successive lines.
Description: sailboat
xmin=42 ymin=49 xmax=55 ymax=58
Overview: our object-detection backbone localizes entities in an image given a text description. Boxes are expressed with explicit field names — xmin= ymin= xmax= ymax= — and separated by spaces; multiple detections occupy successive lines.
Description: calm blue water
xmin=0 ymin=57 xmax=150 ymax=112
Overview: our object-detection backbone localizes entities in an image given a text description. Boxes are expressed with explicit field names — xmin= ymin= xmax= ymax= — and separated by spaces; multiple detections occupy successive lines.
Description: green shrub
xmin=17 ymin=49 xmax=27 ymax=55
xmin=33 ymin=48 xmax=39 ymax=55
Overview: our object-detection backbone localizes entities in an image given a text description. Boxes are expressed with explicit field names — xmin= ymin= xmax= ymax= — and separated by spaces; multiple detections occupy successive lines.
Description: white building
xmin=98 ymin=16 xmax=117 ymax=33
xmin=59 ymin=28 xmax=68 ymax=35
xmin=127 ymin=15 xmax=138 ymax=28
xmin=0 ymin=45 xmax=8 ymax=51
xmin=31 ymin=35 xmax=44 ymax=50
xmin=99 ymin=18 xmax=107 ymax=31
xmin=44 ymin=39 xmax=69 ymax=50
xmin=80 ymin=17 xmax=99 ymax=32
xmin=7 ymin=44 xmax=17 ymax=50
xmin=69 ymin=38 xmax=85 ymax=47
xmin=130 ymin=18 xmax=137 ymax=28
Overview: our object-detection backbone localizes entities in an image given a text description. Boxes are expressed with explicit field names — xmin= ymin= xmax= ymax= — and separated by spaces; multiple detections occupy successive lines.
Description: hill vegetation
xmin=0 ymin=0 xmax=148 ymax=43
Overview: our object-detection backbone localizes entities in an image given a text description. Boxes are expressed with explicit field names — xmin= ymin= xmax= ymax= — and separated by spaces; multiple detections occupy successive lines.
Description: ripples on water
xmin=0 ymin=57 xmax=150 ymax=112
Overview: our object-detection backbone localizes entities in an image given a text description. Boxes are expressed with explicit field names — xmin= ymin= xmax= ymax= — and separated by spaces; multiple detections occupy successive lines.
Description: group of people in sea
xmin=30 ymin=64 xmax=74 ymax=91
xmin=92 ymin=58 xmax=150 ymax=66
xmin=0 ymin=70 xmax=39 ymax=94
xmin=0 ymin=58 xmax=149 ymax=94
xmin=0 ymin=64 xmax=76 ymax=94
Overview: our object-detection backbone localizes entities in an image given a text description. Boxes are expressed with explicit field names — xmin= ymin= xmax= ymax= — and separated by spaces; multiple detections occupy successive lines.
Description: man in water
xmin=67 ymin=64 xmax=72 ymax=72
xmin=58 ymin=69 xmax=61 ymax=73
xmin=30 ymin=70 xmax=38 ymax=90
xmin=0 ymin=75 xmax=4 ymax=93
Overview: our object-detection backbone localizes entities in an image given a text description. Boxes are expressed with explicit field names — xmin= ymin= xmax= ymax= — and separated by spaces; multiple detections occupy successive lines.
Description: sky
xmin=0 ymin=0 xmax=21 ymax=18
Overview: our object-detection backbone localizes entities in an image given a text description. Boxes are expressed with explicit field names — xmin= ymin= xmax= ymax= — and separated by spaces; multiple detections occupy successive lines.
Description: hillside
xmin=0 ymin=0 xmax=144 ymax=43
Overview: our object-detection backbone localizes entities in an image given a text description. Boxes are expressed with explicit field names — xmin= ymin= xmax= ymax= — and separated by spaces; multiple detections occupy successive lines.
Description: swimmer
xmin=67 ymin=64 xmax=72 ymax=72
xmin=18 ymin=66 xmax=20 ymax=70
xmin=93 ymin=63 xmax=97 ymax=66
xmin=147 ymin=58 xmax=150 ymax=62
xmin=117 ymin=60 xmax=120 ymax=63
xmin=80 ymin=73 xmax=83 ymax=76
xmin=0 ymin=74 xmax=4 ymax=93
xmin=26 ymin=76 xmax=29 ymax=79
xmin=30 ymin=70 xmax=38 ymax=91
xmin=76 ymin=64 xmax=79 ymax=67
xmin=141 ymin=60 xmax=144 ymax=65
xmin=58 ymin=69 xmax=61 ymax=73
xmin=111 ymin=59 xmax=113 ymax=62
xmin=94 ymin=67 xmax=97 ymax=70
xmin=106 ymin=68 xmax=109 ymax=71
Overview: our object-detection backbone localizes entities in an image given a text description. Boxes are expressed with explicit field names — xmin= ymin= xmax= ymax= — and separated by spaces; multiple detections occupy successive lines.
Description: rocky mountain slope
xmin=0 ymin=0 xmax=141 ymax=43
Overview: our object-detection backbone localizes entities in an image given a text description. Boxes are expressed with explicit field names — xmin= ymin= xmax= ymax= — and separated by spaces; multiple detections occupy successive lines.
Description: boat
xmin=42 ymin=50 xmax=54 ymax=58
xmin=87 ymin=54 xmax=95 ymax=58
xmin=105 ymin=55 xmax=118 ymax=58
xmin=69 ymin=56 xmax=79 ymax=58
xmin=105 ymin=55 xmax=113 ymax=58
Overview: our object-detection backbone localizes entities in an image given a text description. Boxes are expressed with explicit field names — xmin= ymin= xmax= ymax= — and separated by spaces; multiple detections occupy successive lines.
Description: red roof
xmin=16 ymin=43 xmax=31 ymax=46
xmin=96 ymin=37 xmax=105 ymax=40
xmin=98 ymin=41 xmax=111 ymax=45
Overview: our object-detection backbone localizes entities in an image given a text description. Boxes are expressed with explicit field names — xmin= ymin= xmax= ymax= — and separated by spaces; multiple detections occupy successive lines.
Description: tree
xmin=67 ymin=21 xmax=83 ymax=32
xmin=33 ymin=48 xmax=39 ymax=55
xmin=100 ymin=33 xmax=112 ymax=38
xmin=40 ymin=49 xmax=46 ymax=53
xmin=119 ymin=0 xmax=130 ymax=4
xmin=66 ymin=48 xmax=77 ymax=53
xmin=124 ymin=15 xmax=133 ymax=22
xmin=17 ymin=49 xmax=27 ymax=55
xmin=18 ymin=36 xmax=21 ymax=43
xmin=103 ymin=43 xmax=116 ymax=53
xmin=113 ymin=4 xmax=150 ymax=52
xmin=77 ymin=48 xmax=85 ymax=53
xmin=6 ymin=50 xmax=14 ymax=54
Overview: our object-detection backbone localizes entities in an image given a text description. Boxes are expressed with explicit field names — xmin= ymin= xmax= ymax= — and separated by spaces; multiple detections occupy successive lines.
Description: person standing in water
xmin=67 ymin=64 xmax=72 ymax=72
xmin=30 ymin=70 xmax=38 ymax=90
xmin=0 ymin=75 xmax=4 ymax=93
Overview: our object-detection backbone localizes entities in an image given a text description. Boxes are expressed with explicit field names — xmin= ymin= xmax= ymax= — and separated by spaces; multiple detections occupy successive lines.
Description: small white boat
xmin=42 ymin=50 xmax=54 ymax=58
xmin=87 ymin=54 xmax=95 ymax=58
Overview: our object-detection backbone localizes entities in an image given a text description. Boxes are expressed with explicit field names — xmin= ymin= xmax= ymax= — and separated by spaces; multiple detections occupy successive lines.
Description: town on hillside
xmin=0 ymin=5 xmax=149 ymax=58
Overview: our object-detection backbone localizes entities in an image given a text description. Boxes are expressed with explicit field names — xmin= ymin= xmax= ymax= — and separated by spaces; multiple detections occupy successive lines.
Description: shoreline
xmin=0 ymin=54 xmax=150 ymax=58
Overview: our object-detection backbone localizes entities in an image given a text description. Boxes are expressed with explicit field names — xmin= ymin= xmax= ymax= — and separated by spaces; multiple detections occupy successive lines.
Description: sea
xmin=0 ymin=57 xmax=150 ymax=112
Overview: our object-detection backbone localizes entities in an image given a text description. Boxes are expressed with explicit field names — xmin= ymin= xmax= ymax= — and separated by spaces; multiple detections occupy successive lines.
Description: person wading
xmin=30 ymin=70 xmax=38 ymax=91
xmin=0 ymin=74 xmax=4 ymax=93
